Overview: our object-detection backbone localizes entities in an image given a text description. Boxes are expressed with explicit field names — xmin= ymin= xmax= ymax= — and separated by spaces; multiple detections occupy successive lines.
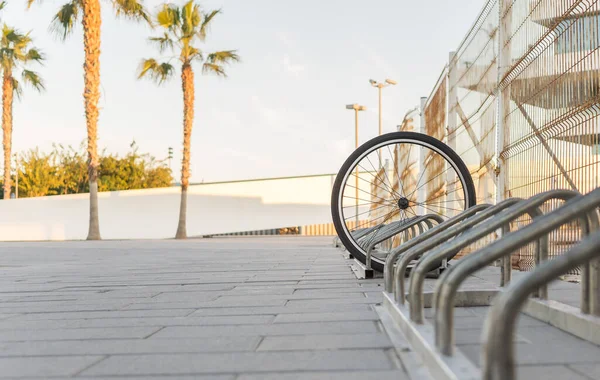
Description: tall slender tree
xmin=0 ymin=25 xmax=44 ymax=199
xmin=27 ymin=0 xmax=150 ymax=240
xmin=138 ymin=1 xmax=239 ymax=239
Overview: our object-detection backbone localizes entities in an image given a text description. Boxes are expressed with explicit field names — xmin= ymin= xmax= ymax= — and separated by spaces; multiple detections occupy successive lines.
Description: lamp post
xmin=346 ymin=104 xmax=367 ymax=229
xmin=370 ymin=78 xmax=397 ymax=167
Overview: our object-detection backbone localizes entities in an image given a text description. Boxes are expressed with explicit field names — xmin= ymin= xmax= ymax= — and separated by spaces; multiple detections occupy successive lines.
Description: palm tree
xmin=138 ymin=1 xmax=239 ymax=239
xmin=27 ymin=0 xmax=150 ymax=240
xmin=1 ymin=25 xmax=45 ymax=200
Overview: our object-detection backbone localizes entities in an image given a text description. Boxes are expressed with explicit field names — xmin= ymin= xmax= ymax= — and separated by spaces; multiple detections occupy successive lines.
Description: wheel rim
xmin=335 ymin=136 xmax=473 ymax=266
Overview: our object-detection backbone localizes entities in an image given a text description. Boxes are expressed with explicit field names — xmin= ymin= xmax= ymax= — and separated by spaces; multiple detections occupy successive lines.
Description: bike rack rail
xmin=379 ymin=187 xmax=600 ymax=380
xmin=407 ymin=189 xmax=579 ymax=323
xmin=480 ymin=189 xmax=600 ymax=380
xmin=362 ymin=215 xmax=442 ymax=271
xmin=390 ymin=203 xmax=495 ymax=303
xmin=433 ymin=194 xmax=598 ymax=355
xmin=383 ymin=205 xmax=488 ymax=294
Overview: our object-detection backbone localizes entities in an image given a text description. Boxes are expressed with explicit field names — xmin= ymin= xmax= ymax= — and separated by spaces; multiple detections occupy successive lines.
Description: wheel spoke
xmin=333 ymin=135 xmax=474 ymax=271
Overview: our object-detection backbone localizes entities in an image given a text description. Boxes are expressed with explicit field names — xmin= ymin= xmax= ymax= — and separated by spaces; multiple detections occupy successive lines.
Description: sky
xmin=3 ymin=0 xmax=485 ymax=183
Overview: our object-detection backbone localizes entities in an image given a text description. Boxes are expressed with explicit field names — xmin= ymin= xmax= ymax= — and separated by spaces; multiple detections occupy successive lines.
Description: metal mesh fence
xmin=415 ymin=0 xmax=600 ymax=273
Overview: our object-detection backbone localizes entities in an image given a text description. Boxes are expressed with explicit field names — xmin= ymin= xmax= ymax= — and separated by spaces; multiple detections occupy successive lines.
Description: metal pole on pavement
xmin=346 ymin=104 xmax=367 ymax=229
xmin=370 ymin=78 xmax=397 ymax=167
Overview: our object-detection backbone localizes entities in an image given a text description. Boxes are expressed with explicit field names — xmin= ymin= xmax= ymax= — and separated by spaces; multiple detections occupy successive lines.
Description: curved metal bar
xmin=364 ymin=215 xmax=443 ymax=269
xmin=434 ymin=192 xmax=592 ymax=355
xmin=383 ymin=205 xmax=490 ymax=293
xmin=362 ymin=217 xmax=418 ymax=250
xmin=393 ymin=201 xmax=512 ymax=305
xmin=483 ymin=232 xmax=600 ymax=380
xmin=408 ymin=190 xmax=579 ymax=323
xmin=351 ymin=225 xmax=379 ymax=240
xmin=581 ymin=210 xmax=600 ymax=315
xmin=362 ymin=217 xmax=419 ymax=270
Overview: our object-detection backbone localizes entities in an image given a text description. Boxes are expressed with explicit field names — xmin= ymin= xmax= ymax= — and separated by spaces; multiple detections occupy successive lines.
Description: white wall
xmin=0 ymin=174 xmax=336 ymax=241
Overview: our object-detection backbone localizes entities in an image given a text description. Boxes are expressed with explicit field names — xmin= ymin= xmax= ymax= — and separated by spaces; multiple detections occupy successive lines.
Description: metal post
xmin=495 ymin=0 xmax=512 ymax=203
xmin=378 ymin=86 xmax=382 ymax=137
xmin=346 ymin=104 xmax=366 ymax=230
xmin=417 ymin=97 xmax=427 ymax=216
xmin=355 ymin=109 xmax=359 ymax=229
xmin=447 ymin=52 xmax=457 ymax=217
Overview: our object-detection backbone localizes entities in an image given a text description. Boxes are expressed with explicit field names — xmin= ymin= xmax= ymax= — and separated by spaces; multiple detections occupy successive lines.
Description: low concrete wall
xmin=0 ymin=174 xmax=337 ymax=241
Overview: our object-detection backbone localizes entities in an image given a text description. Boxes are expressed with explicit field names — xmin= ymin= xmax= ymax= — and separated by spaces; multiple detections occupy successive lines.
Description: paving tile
xmin=0 ymin=326 xmax=160 ymax=341
xmin=0 ymin=337 xmax=260 ymax=356
xmin=237 ymin=370 xmax=409 ymax=380
xmin=516 ymin=365 xmax=591 ymax=380
xmin=12 ymin=308 xmax=192 ymax=320
xmin=80 ymin=350 xmax=395 ymax=376
xmin=151 ymin=321 xmax=379 ymax=338
xmin=273 ymin=311 xmax=379 ymax=323
xmin=0 ymin=356 xmax=104 ymax=377
xmin=188 ymin=304 xmax=373 ymax=316
xmin=257 ymin=333 xmax=392 ymax=351
xmin=569 ymin=363 xmax=600 ymax=380
xmin=0 ymin=315 xmax=274 ymax=329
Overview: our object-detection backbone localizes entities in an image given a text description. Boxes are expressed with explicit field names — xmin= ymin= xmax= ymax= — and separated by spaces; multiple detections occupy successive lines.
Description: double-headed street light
xmin=369 ymin=78 xmax=397 ymax=137
xmin=370 ymin=78 xmax=397 ymax=166
xmin=346 ymin=103 xmax=367 ymax=229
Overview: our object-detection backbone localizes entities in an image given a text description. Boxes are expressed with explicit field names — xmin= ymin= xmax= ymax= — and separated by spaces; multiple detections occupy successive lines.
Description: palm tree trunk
xmin=82 ymin=0 xmax=102 ymax=240
xmin=2 ymin=72 xmax=13 ymax=200
xmin=175 ymin=63 xmax=195 ymax=239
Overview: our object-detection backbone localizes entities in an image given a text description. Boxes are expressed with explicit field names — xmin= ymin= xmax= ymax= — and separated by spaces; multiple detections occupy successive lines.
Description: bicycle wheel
xmin=331 ymin=132 xmax=476 ymax=272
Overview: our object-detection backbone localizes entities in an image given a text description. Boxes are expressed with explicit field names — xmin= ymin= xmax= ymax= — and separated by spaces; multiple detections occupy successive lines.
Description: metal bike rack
xmin=385 ymin=204 xmax=491 ymax=302
xmin=362 ymin=215 xmax=442 ymax=270
xmin=393 ymin=198 xmax=526 ymax=305
xmin=433 ymin=194 xmax=598 ymax=355
xmin=479 ymin=189 xmax=600 ymax=379
xmin=379 ymin=188 xmax=600 ymax=380
xmin=352 ymin=216 xmax=438 ymax=278
xmin=407 ymin=189 xmax=580 ymax=323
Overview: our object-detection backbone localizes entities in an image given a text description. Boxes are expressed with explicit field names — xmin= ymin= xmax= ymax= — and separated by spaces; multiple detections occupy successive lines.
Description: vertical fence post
xmin=495 ymin=0 xmax=511 ymax=204
xmin=418 ymin=96 xmax=428 ymax=215
xmin=447 ymin=52 xmax=458 ymax=216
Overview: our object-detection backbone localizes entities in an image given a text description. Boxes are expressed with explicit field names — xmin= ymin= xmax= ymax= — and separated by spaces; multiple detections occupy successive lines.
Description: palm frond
xmin=203 ymin=50 xmax=239 ymax=77
xmin=181 ymin=0 xmax=201 ymax=38
xmin=156 ymin=3 xmax=180 ymax=30
xmin=112 ymin=0 xmax=151 ymax=25
xmin=22 ymin=69 xmax=45 ymax=92
xmin=206 ymin=50 xmax=240 ymax=65
xmin=50 ymin=0 xmax=82 ymax=40
xmin=11 ymin=77 xmax=22 ymax=100
xmin=25 ymin=48 xmax=44 ymax=63
xmin=202 ymin=63 xmax=226 ymax=77
xmin=137 ymin=58 xmax=175 ymax=84
xmin=149 ymin=32 xmax=174 ymax=53
xmin=199 ymin=9 xmax=220 ymax=40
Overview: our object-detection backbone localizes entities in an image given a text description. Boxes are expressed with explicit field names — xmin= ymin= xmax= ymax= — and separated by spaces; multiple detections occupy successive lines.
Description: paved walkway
xmin=0 ymin=237 xmax=407 ymax=379
xmin=1 ymin=236 xmax=599 ymax=379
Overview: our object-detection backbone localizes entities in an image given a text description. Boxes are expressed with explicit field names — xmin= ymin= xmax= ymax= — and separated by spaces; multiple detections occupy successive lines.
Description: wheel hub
xmin=397 ymin=197 xmax=409 ymax=210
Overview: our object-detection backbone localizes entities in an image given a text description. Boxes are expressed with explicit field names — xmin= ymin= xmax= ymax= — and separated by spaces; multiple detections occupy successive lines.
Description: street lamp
xmin=370 ymin=78 xmax=397 ymax=166
xmin=346 ymin=103 xmax=367 ymax=229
